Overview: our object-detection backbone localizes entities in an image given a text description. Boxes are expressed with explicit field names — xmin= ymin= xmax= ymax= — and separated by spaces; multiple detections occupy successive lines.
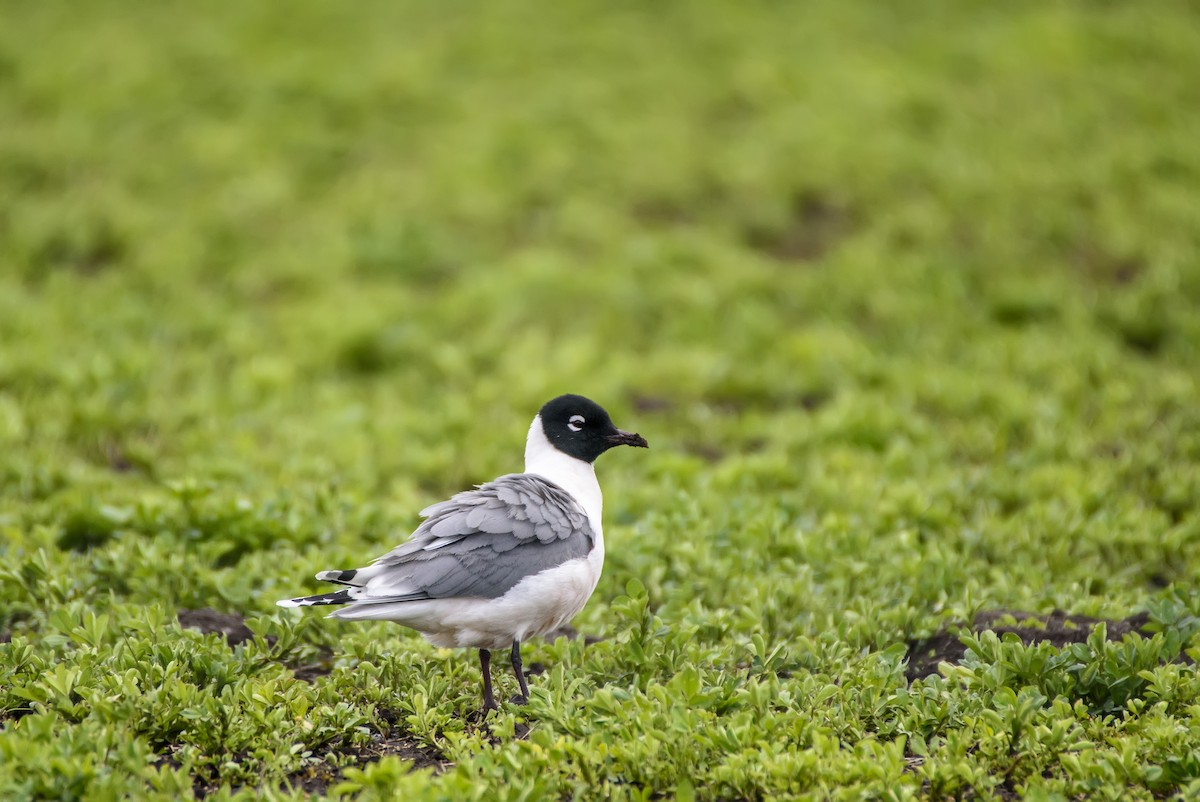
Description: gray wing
xmin=342 ymin=474 xmax=594 ymax=603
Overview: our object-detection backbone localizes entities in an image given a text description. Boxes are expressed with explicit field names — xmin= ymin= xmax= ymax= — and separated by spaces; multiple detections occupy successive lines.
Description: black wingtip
xmin=277 ymin=589 xmax=352 ymax=608
xmin=316 ymin=569 xmax=359 ymax=586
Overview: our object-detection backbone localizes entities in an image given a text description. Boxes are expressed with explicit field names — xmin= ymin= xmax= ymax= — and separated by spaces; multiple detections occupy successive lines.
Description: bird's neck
xmin=524 ymin=416 xmax=604 ymax=532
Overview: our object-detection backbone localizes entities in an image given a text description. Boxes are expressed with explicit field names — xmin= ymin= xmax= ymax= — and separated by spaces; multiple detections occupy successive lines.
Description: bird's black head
xmin=538 ymin=394 xmax=649 ymax=463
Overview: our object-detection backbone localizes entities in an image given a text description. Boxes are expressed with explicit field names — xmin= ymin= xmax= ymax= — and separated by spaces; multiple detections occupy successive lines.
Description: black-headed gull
xmin=278 ymin=394 xmax=648 ymax=711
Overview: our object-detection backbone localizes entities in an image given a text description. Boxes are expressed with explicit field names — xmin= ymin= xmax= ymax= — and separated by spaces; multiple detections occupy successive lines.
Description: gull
xmin=277 ymin=394 xmax=648 ymax=712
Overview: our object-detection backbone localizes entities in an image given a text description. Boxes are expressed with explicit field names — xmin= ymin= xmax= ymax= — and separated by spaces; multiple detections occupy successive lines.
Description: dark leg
xmin=479 ymin=649 xmax=497 ymax=712
xmin=510 ymin=640 xmax=530 ymax=704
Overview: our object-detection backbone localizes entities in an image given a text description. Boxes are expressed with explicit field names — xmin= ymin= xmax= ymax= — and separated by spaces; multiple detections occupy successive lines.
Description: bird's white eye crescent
xmin=568 ymin=415 xmax=585 ymax=432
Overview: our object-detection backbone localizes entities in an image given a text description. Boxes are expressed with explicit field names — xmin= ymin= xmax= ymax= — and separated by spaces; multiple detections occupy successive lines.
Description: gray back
xmin=366 ymin=474 xmax=595 ymax=601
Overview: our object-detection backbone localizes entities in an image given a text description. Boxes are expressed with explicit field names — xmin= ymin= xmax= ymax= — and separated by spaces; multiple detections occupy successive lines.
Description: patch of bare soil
xmin=1070 ymin=242 xmax=1144 ymax=286
xmin=176 ymin=608 xmax=333 ymax=682
xmin=178 ymin=608 xmax=259 ymax=646
xmin=684 ymin=442 xmax=728 ymax=463
xmin=284 ymin=708 xmax=451 ymax=796
xmin=742 ymin=191 xmax=856 ymax=263
xmin=705 ymin=390 xmax=831 ymax=416
xmin=174 ymin=709 xmax=449 ymax=799
xmin=629 ymin=393 xmax=677 ymax=414
xmin=905 ymin=609 xmax=1154 ymax=682
xmin=289 ymin=655 xmax=335 ymax=683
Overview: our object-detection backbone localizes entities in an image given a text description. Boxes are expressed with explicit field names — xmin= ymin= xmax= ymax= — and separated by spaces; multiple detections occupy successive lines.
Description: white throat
xmin=524 ymin=415 xmax=604 ymax=534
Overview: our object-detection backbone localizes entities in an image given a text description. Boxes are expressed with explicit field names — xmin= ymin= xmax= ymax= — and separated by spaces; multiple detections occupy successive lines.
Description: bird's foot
xmin=509 ymin=694 xmax=529 ymax=705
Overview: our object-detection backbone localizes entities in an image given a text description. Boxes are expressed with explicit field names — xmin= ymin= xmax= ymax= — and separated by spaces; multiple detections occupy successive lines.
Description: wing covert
xmin=358 ymin=474 xmax=594 ymax=602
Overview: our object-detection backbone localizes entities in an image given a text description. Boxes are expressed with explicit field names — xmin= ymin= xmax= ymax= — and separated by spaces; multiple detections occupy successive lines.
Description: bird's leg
xmin=510 ymin=639 xmax=530 ymax=704
xmin=479 ymin=649 xmax=498 ymax=712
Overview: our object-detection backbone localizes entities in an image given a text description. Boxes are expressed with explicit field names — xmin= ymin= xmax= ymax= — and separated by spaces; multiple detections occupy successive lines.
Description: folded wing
xmin=320 ymin=474 xmax=594 ymax=604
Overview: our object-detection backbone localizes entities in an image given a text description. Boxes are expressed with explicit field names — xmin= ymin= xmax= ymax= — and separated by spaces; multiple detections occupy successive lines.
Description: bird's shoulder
xmin=421 ymin=472 xmax=578 ymax=515
xmin=374 ymin=473 xmax=592 ymax=568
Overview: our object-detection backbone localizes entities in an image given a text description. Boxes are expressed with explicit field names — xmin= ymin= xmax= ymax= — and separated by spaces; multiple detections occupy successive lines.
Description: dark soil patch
xmin=1071 ymin=242 xmax=1144 ymax=286
xmin=684 ymin=442 xmax=727 ymax=463
xmin=683 ymin=436 xmax=769 ymax=463
xmin=629 ymin=393 xmax=676 ymax=414
xmin=905 ymin=609 xmax=1154 ymax=682
xmin=285 ymin=708 xmax=450 ymax=796
xmin=743 ymin=192 xmax=856 ymax=263
xmin=799 ymin=393 xmax=829 ymax=411
xmin=154 ymin=746 xmax=233 ymax=800
xmin=1105 ymin=313 xmax=1171 ymax=356
xmin=630 ymin=197 xmax=696 ymax=227
xmin=31 ymin=219 xmax=127 ymax=278
xmin=706 ymin=390 xmax=831 ymax=416
xmin=176 ymin=609 xmax=333 ymax=681
xmin=171 ymin=709 xmax=449 ymax=799
xmin=101 ymin=439 xmax=137 ymax=473
xmin=177 ymin=608 xmax=259 ymax=647
xmin=632 ymin=187 xmax=856 ymax=264
xmin=290 ymin=654 xmax=335 ymax=683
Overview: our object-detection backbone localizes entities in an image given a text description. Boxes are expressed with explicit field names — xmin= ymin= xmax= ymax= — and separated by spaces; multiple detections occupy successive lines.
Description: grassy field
xmin=3 ymin=0 xmax=1200 ymax=799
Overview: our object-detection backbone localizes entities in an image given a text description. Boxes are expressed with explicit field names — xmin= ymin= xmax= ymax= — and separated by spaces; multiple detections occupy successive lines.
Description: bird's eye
xmin=568 ymin=415 xmax=585 ymax=432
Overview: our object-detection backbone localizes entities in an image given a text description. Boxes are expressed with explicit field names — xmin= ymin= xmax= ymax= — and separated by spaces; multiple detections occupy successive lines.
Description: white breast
xmin=523 ymin=414 xmax=606 ymax=601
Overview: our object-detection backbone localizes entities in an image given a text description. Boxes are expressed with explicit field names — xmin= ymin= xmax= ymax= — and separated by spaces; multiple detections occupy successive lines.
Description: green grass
xmin=3 ymin=0 xmax=1200 ymax=799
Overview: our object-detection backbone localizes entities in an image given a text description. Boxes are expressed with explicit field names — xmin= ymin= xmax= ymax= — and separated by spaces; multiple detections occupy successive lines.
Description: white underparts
xmin=328 ymin=555 xmax=599 ymax=649
xmin=519 ymin=415 xmax=606 ymax=640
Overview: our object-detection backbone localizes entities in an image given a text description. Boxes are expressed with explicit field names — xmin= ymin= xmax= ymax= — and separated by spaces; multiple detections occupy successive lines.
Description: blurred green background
xmin=3 ymin=0 xmax=1197 ymax=510
xmin=3 ymin=0 xmax=1200 ymax=798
